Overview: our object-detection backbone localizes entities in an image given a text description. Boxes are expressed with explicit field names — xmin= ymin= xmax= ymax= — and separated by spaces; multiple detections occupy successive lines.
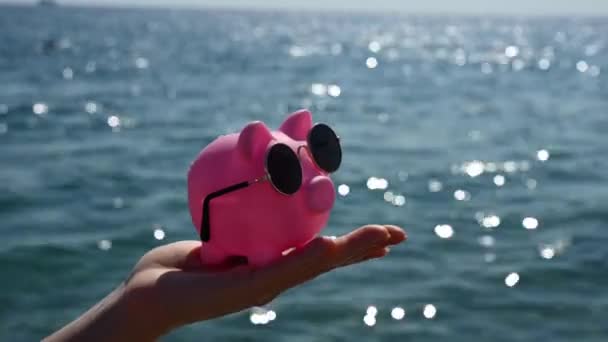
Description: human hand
xmin=45 ymin=224 xmax=406 ymax=341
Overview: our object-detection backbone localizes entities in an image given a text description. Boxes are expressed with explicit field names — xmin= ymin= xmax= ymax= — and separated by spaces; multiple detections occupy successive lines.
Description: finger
xmin=270 ymin=224 xmax=389 ymax=277
xmin=340 ymin=224 xmax=407 ymax=266
xmin=367 ymin=246 xmax=391 ymax=259
xmin=336 ymin=225 xmax=405 ymax=267
xmin=252 ymin=236 xmax=336 ymax=297
xmin=236 ymin=225 xmax=393 ymax=303
xmin=384 ymin=225 xmax=407 ymax=245
xmin=339 ymin=246 xmax=390 ymax=268
xmin=135 ymin=241 xmax=201 ymax=270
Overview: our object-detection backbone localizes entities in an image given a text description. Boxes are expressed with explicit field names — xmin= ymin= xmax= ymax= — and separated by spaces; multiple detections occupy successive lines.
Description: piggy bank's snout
xmin=306 ymin=175 xmax=336 ymax=213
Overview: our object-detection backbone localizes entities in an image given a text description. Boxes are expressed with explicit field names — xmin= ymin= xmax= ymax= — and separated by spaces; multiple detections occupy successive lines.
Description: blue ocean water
xmin=1 ymin=4 xmax=607 ymax=341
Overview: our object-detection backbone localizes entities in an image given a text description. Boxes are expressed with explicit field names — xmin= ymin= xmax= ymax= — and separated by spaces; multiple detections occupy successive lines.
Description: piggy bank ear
xmin=238 ymin=121 xmax=273 ymax=161
xmin=279 ymin=109 xmax=313 ymax=141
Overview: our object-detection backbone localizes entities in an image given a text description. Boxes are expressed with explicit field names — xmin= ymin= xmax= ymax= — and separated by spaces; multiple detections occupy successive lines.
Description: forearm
xmin=43 ymin=283 xmax=164 ymax=342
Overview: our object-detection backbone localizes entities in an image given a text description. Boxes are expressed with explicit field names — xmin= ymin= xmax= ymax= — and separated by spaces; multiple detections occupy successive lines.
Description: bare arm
xmin=44 ymin=285 xmax=160 ymax=342
xmin=45 ymin=224 xmax=406 ymax=341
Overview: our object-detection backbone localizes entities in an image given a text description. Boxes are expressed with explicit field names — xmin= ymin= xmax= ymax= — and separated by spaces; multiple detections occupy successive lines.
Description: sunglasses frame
xmin=199 ymin=123 xmax=340 ymax=242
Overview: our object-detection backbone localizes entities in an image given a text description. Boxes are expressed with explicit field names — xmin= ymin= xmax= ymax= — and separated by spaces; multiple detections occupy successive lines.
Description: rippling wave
xmin=0 ymin=5 xmax=607 ymax=341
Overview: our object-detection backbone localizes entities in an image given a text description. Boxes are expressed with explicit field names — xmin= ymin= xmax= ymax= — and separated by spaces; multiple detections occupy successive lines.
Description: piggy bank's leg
xmin=247 ymin=250 xmax=281 ymax=267
xmin=199 ymin=243 xmax=228 ymax=266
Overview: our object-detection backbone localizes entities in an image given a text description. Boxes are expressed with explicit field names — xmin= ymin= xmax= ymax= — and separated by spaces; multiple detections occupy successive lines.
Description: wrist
xmin=45 ymin=282 xmax=169 ymax=342
xmin=120 ymin=279 xmax=176 ymax=341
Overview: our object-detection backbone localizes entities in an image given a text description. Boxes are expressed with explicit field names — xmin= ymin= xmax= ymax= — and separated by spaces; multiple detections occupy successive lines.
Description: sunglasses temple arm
xmin=200 ymin=181 xmax=250 ymax=242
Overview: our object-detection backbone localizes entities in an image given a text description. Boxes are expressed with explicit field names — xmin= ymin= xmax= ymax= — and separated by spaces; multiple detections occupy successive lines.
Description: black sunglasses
xmin=200 ymin=123 xmax=341 ymax=242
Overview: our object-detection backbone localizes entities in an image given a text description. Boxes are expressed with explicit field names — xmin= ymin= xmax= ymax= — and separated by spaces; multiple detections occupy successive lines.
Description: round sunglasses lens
xmin=267 ymin=144 xmax=302 ymax=195
xmin=309 ymin=124 xmax=342 ymax=173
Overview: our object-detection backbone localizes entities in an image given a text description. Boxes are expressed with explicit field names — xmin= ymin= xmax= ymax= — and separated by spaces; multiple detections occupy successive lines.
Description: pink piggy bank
xmin=187 ymin=109 xmax=341 ymax=267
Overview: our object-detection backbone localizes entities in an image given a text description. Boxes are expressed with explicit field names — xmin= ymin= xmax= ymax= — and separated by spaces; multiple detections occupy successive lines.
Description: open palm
xmin=45 ymin=224 xmax=406 ymax=341
xmin=127 ymin=224 xmax=406 ymax=334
